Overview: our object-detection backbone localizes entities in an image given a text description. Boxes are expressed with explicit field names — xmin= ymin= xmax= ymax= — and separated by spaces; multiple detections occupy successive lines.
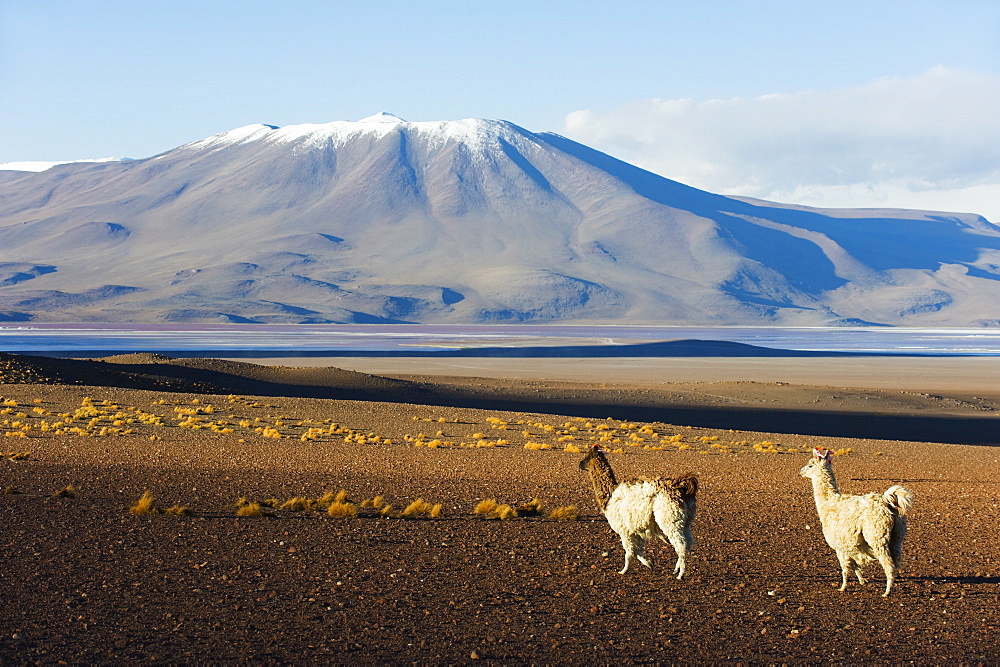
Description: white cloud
xmin=560 ymin=67 xmax=1000 ymax=222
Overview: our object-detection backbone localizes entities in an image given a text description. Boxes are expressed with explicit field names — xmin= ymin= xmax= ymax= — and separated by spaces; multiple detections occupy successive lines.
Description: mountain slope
xmin=1 ymin=113 xmax=999 ymax=325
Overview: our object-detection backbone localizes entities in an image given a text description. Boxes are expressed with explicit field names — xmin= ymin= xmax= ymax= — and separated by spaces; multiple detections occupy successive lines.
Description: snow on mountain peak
xmin=180 ymin=115 xmax=532 ymax=156
xmin=357 ymin=112 xmax=406 ymax=124
xmin=0 ymin=157 xmax=130 ymax=172
xmin=180 ymin=123 xmax=280 ymax=152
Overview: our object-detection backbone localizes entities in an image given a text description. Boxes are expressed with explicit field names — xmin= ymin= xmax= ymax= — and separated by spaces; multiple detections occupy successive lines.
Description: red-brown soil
xmin=2 ymin=353 xmax=998 ymax=663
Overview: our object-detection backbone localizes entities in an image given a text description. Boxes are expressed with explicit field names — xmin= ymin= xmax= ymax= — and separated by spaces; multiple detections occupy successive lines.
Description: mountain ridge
xmin=1 ymin=115 xmax=998 ymax=326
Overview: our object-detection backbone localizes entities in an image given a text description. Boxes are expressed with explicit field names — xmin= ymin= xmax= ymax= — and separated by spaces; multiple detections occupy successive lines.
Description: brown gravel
xmin=1 ymin=354 xmax=999 ymax=663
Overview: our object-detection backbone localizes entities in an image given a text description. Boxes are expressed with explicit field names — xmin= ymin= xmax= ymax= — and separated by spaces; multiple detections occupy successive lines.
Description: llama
xmin=799 ymin=447 xmax=914 ymax=597
xmin=578 ymin=445 xmax=698 ymax=579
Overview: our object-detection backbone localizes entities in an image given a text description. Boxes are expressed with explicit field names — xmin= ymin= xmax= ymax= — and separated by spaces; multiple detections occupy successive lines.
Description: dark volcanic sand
xmin=1 ymin=353 xmax=999 ymax=663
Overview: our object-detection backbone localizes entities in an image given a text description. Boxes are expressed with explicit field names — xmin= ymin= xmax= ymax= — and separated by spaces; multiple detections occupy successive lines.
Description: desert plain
xmin=1 ymin=351 xmax=999 ymax=663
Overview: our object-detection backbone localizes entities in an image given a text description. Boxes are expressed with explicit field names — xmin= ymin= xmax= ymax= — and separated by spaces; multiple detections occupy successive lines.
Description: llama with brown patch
xmin=578 ymin=445 xmax=698 ymax=579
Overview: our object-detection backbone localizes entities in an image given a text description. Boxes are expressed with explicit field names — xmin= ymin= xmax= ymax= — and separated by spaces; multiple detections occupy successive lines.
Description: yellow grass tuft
xmin=53 ymin=484 xmax=78 ymax=498
xmin=516 ymin=498 xmax=544 ymax=516
xmin=474 ymin=498 xmax=517 ymax=519
xmin=401 ymin=498 xmax=435 ymax=518
xmin=474 ymin=498 xmax=498 ymax=515
xmin=280 ymin=496 xmax=315 ymax=512
xmin=130 ymin=490 xmax=161 ymax=515
xmin=548 ymin=505 xmax=579 ymax=521
xmin=236 ymin=501 xmax=264 ymax=517
xmin=379 ymin=504 xmax=394 ymax=517
xmin=316 ymin=490 xmax=348 ymax=508
xmin=164 ymin=504 xmax=193 ymax=516
xmin=327 ymin=501 xmax=358 ymax=518
xmin=524 ymin=442 xmax=553 ymax=450
xmin=494 ymin=504 xmax=518 ymax=520
xmin=317 ymin=491 xmax=338 ymax=507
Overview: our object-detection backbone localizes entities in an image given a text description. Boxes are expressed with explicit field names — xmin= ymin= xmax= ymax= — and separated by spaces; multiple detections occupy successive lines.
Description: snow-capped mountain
xmin=0 ymin=156 xmax=131 ymax=172
xmin=1 ymin=114 xmax=998 ymax=325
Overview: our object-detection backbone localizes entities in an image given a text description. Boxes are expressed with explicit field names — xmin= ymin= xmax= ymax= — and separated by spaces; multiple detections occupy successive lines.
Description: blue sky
xmin=2 ymin=0 xmax=999 ymax=219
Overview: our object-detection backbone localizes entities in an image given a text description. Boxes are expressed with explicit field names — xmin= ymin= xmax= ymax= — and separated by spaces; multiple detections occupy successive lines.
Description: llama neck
xmin=586 ymin=454 xmax=618 ymax=512
xmin=809 ymin=464 xmax=841 ymax=512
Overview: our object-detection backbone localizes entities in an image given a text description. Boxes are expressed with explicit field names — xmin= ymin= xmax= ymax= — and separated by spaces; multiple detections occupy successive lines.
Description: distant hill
xmin=2 ymin=112 xmax=999 ymax=326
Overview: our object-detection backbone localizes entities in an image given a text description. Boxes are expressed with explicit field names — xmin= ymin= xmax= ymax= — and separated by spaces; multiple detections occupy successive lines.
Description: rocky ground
xmin=1 ymin=353 xmax=999 ymax=663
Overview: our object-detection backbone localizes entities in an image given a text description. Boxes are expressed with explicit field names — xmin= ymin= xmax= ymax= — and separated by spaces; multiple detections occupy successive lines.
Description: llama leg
xmin=631 ymin=528 xmax=652 ymax=570
xmin=660 ymin=524 xmax=688 ymax=580
xmin=889 ymin=541 xmax=904 ymax=570
xmin=653 ymin=502 xmax=689 ymax=579
xmin=889 ymin=520 xmax=906 ymax=570
xmin=618 ymin=533 xmax=642 ymax=574
xmin=875 ymin=550 xmax=897 ymax=597
xmin=635 ymin=542 xmax=652 ymax=570
xmin=618 ymin=550 xmax=632 ymax=575
xmin=852 ymin=559 xmax=867 ymax=585
xmin=835 ymin=552 xmax=852 ymax=591
xmin=669 ymin=534 xmax=688 ymax=580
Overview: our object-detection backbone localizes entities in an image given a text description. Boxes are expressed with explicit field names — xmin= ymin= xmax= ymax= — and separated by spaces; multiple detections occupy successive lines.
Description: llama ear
xmin=812 ymin=447 xmax=827 ymax=460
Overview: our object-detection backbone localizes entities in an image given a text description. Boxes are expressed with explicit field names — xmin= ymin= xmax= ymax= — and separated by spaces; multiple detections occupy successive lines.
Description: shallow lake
xmin=2 ymin=323 xmax=999 ymax=356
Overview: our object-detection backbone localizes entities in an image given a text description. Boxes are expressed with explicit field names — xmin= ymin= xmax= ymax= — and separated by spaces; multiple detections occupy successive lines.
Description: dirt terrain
xmin=2 ymin=352 xmax=999 ymax=663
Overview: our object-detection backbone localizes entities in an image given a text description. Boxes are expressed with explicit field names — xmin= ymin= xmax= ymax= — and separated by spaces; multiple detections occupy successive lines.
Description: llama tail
xmin=883 ymin=485 xmax=914 ymax=516
xmin=669 ymin=474 xmax=698 ymax=529
xmin=885 ymin=486 xmax=912 ymax=569
xmin=669 ymin=474 xmax=698 ymax=501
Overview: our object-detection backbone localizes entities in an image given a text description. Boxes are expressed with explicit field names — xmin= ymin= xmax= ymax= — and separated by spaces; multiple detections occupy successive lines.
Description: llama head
xmin=799 ymin=447 xmax=832 ymax=478
xmin=578 ymin=444 xmax=607 ymax=471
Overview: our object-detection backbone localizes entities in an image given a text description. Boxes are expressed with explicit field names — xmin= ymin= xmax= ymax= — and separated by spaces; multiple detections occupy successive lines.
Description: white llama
xmin=579 ymin=445 xmax=698 ymax=579
xmin=799 ymin=447 xmax=914 ymax=597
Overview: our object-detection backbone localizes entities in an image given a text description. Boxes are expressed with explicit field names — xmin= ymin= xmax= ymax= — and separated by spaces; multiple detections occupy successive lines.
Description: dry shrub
xmin=548 ymin=505 xmax=579 ymax=521
xmin=428 ymin=503 xmax=444 ymax=518
xmin=4 ymin=486 xmax=20 ymax=495
xmin=53 ymin=484 xmax=78 ymax=499
xmin=494 ymin=504 xmax=518 ymax=520
xmin=379 ymin=504 xmax=394 ymax=517
xmin=236 ymin=501 xmax=264 ymax=517
xmin=474 ymin=499 xmax=498 ymax=515
xmin=317 ymin=489 xmax=349 ymax=508
xmin=327 ymin=501 xmax=358 ymax=518
xmin=130 ymin=490 xmax=161 ymax=515
xmin=516 ymin=498 xmax=544 ymax=516
xmin=280 ymin=496 xmax=315 ymax=512
xmin=524 ymin=442 xmax=552 ymax=450
xmin=401 ymin=498 xmax=434 ymax=519
xmin=165 ymin=504 xmax=193 ymax=516
xmin=475 ymin=498 xmax=517 ymax=520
